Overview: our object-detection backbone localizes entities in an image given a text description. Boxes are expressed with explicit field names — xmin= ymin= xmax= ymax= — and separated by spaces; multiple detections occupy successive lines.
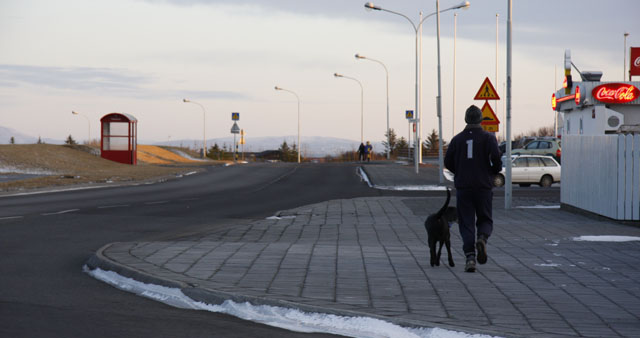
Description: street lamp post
xmin=334 ymin=73 xmax=364 ymax=144
xmin=624 ymin=32 xmax=630 ymax=80
xmin=505 ymin=0 xmax=513 ymax=209
xmin=365 ymin=1 xmax=470 ymax=175
xmin=182 ymin=98 xmax=207 ymax=158
xmin=355 ymin=53 xmax=390 ymax=160
xmin=274 ymin=86 xmax=301 ymax=163
xmin=452 ymin=13 xmax=457 ymax=139
xmin=71 ymin=111 xmax=90 ymax=144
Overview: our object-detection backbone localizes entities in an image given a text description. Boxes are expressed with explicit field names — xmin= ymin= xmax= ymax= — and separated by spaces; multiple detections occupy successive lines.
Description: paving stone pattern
xmin=103 ymin=195 xmax=640 ymax=337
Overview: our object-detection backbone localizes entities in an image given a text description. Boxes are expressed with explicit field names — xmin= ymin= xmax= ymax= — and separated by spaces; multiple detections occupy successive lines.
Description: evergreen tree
xmin=423 ymin=129 xmax=446 ymax=152
xmin=382 ymin=128 xmax=398 ymax=155
xmin=10 ymin=136 xmax=15 ymax=144
xmin=396 ymin=137 xmax=408 ymax=151
xmin=37 ymin=136 xmax=43 ymax=144
xmin=291 ymin=143 xmax=299 ymax=162
xmin=395 ymin=137 xmax=408 ymax=158
xmin=65 ymin=134 xmax=77 ymax=145
xmin=207 ymin=143 xmax=221 ymax=160
xmin=279 ymin=140 xmax=293 ymax=162
xmin=277 ymin=140 xmax=300 ymax=162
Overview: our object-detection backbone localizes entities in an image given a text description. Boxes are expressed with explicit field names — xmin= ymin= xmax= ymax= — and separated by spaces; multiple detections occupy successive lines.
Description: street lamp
xmin=182 ymin=98 xmax=207 ymax=158
xmin=275 ymin=86 xmax=301 ymax=163
xmin=365 ymin=1 xmax=470 ymax=175
xmin=71 ymin=111 xmax=90 ymax=144
xmin=334 ymin=73 xmax=364 ymax=144
xmin=355 ymin=53 xmax=390 ymax=160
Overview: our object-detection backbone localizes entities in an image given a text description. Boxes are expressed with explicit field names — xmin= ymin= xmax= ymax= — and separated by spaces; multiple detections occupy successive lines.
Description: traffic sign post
xmin=231 ymin=122 xmax=240 ymax=163
xmin=232 ymin=112 xmax=240 ymax=121
xmin=240 ymin=129 xmax=245 ymax=160
xmin=405 ymin=110 xmax=414 ymax=119
xmin=480 ymin=101 xmax=500 ymax=132
xmin=474 ymin=77 xmax=501 ymax=133
xmin=474 ymin=77 xmax=501 ymax=100
xmin=406 ymin=111 xmax=414 ymax=161
xmin=409 ymin=118 xmax=419 ymax=160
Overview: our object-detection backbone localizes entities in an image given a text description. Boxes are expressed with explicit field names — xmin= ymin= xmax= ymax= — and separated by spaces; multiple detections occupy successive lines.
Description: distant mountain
xmin=0 ymin=126 xmax=63 ymax=144
xmin=0 ymin=125 xmax=384 ymax=156
xmin=155 ymin=136 xmax=385 ymax=157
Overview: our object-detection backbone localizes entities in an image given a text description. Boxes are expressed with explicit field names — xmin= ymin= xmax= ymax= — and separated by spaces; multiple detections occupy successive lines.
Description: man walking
xmin=358 ymin=143 xmax=366 ymax=161
xmin=444 ymin=105 xmax=502 ymax=272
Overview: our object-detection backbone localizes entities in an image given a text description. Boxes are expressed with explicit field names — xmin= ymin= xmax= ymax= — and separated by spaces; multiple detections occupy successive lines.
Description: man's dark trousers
xmin=456 ymin=188 xmax=493 ymax=256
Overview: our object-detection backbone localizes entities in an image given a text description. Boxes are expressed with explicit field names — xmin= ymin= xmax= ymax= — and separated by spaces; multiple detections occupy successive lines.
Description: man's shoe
xmin=476 ymin=237 xmax=488 ymax=265
xmin=465 ymin=257 xmax=476 ymax=273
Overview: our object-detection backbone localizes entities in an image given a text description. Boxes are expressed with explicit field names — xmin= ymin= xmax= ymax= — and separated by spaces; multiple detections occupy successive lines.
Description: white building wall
xmin=562 ymin=134 xmax=640 ymax=220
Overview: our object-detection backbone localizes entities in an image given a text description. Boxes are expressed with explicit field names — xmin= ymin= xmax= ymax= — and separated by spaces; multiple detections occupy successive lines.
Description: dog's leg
xmin=436 ymin=241 xmax=444 ymax=266
xmin=429 ymin=238 xmax=437 ymax=267
xmin=445 ymin=239 xmax=455 ymax=267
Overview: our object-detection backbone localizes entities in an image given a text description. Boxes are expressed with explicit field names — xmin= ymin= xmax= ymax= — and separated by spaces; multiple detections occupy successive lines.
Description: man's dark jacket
xmin=444 ymin=125 xmax=502 ymax=189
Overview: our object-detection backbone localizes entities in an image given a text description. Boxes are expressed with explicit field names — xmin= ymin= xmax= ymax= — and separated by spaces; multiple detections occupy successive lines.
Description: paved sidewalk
xmin=87 ymin=163 xmax=640 ymax=337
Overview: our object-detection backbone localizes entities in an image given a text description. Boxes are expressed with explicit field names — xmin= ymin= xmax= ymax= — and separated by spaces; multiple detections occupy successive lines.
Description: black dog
xmin=424 ymin=188 xmax=457 ymax=267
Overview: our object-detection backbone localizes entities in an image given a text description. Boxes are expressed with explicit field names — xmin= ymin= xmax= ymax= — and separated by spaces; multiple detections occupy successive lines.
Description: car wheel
xmin=540 ymin=175 xmax=553 ymax=187
xmin=494 ymin=174 xmax=505 ymax=187
xmin=519 ymin=183 xmax=531 ymax=187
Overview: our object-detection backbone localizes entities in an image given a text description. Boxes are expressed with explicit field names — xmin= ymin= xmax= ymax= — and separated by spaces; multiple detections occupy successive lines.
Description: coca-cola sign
xmin=592 ymin=83 xmax=639 ymax=104
xmin=631 ymin=47 xmax=640 ymax=76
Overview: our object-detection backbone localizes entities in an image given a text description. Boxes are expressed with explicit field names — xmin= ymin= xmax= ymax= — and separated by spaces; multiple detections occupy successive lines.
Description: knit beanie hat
xmin=465 ymin=105 xmax=483 ymax=124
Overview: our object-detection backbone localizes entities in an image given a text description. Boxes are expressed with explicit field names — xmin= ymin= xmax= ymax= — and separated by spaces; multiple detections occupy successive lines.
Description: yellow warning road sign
xmin=480 ymin=101 xmax=499 ymax=133
xmin=474 ymin=77 xmax=500 ymax=100
xmin=482 ymin=124 xmax=499 ymax=132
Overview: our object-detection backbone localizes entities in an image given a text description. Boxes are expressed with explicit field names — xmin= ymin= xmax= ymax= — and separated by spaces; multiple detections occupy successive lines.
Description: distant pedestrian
xmin=358 ymin=143 xmax=366 ymax=161
xmin=365 ymin=141 xmax=373 ymax=162
xmin=444 ymin=105 xmax=502 ymax=273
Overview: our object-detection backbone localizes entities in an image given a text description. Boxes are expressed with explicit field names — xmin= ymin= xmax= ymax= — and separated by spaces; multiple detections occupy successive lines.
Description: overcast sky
xmin=1 ymin=0 xmax=639 ymax=145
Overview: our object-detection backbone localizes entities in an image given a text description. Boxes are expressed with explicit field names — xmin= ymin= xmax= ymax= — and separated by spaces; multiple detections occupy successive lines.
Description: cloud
xmin=173 ymin=89 xmax=248 ymax=100
xmin=0 ymin=64 xmax=147 ymax=91
xmin=0 ymin=64 xmax=248 ymax=100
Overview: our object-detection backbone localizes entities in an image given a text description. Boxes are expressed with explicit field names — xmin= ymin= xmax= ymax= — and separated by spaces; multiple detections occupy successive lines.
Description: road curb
xmin=85 ymin=243 xmax=189 ymax=290
xmin=85 ymin=242 xmax=518 ymax=338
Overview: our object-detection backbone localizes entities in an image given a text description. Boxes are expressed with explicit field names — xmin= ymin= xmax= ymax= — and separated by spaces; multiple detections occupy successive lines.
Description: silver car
xmin=494 ymin=155 xmax=561 ymax=187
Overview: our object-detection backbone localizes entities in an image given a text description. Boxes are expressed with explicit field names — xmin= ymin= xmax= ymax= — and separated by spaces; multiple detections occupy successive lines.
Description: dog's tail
xmin=435 ymin=187 xmax=451 ymax=217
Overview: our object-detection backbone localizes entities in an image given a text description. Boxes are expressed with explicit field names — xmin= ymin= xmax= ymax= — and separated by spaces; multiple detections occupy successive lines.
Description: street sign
xmin=232 ymin=112 xmax=239 ymax=121
xmin=474 ymin=77 xmax=500 ymax=100
xmin=230 ymin=122 xmax=240 ymax=134
xmin=480 ymin=101 xmax=499 ymax=133
xmin=405 ymin=110 xmax=414 ymax=119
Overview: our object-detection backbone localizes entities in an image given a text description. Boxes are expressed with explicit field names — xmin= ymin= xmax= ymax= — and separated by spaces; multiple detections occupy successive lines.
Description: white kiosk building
xmin=554 ymin=56 xmax=640 ymax=221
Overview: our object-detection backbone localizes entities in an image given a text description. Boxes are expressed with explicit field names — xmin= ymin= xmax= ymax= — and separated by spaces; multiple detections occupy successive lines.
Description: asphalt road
xmin=0 ymin=162 xmax=559 ymax=337
xmin=1 ymin=163 xmax=380 ymax=338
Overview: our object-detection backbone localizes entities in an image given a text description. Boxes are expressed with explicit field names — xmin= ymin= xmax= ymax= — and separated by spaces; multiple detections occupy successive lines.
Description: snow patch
xmin=0 ymin=165 xmax=56 ymax=175
xmin=171 ymin=149 xmax=207 ymax=162
xmin=374 ymin=185 xmax=448 ymax=191
xmin=515 ymin=205 xmax=560 ymax=209
xmin=357 ymin=167 xmax=373 ymax=188
xmin=266 ymin=215 xmax=296 ymax=220
xmin=357 ymin=167 xmax=447 ymax=191
xmin=84 ymin=266 xmax=199 ymax=309
xmin=443 ymin=169 xmax=454 ymax=182
xmin=572 ymin=236 xmax=640 ymax=242
xmin=85 ymin=266 xmax=501 ymax=338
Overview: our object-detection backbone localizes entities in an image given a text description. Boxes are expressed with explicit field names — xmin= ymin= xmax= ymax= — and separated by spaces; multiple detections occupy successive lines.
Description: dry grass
xmin=0 ymin=144 xmax=213 ymax=192
xmin=138 ymin=145 xmax=202 ymax=164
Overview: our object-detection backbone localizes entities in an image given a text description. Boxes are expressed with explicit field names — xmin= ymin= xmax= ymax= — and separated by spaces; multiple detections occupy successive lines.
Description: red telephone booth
xmin=100 ymin=113 xmax=137 ymax=165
